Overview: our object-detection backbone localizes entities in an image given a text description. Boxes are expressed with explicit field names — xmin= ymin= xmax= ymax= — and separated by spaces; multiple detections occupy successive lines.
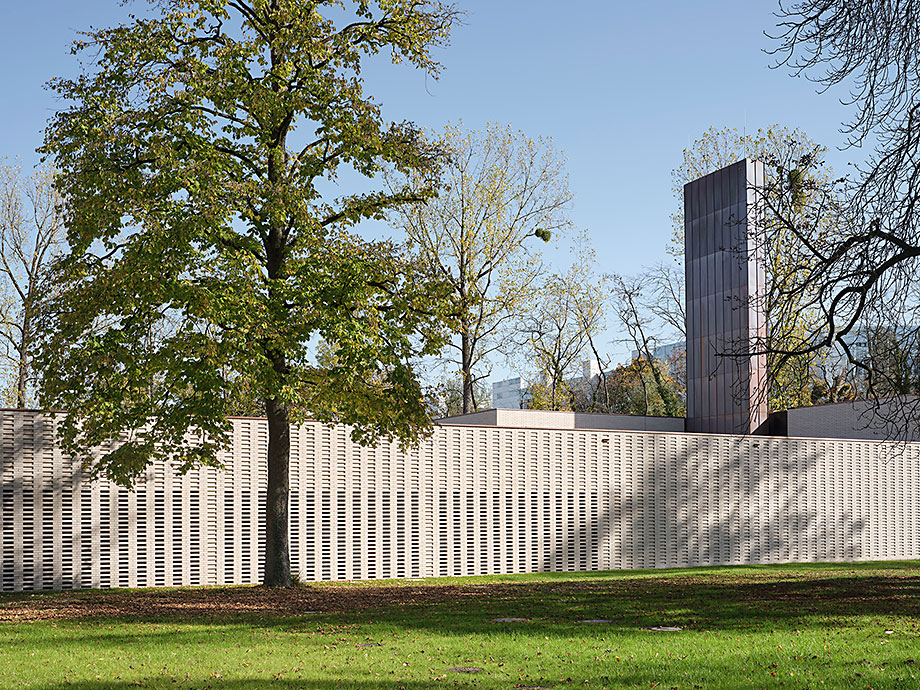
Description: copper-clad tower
xmin=684 ymin=159 xmax=768 ymax=434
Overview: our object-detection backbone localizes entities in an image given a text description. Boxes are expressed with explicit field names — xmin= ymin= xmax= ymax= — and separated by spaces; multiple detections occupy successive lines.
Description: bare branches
xmin=770 ymin=1 xmax=920 ymax=147
xmin=0 ymin=163 xmax=65 ymax=408
xmin=646 ymin=263 xmax=685 ymax=338
xmin=389 ymin=123 xmax=572 ymax=413
xmin=766 ymin=6 xmax=920 ymax=413
xmin=610 ymin=274 xmax=681 ymax=418
xmin=520 ymin=232 xmax=607 ymax=412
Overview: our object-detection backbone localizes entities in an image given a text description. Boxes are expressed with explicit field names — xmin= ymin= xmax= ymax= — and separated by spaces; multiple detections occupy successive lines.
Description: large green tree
xmin=38 ymin=0 xmax=459 ymax=587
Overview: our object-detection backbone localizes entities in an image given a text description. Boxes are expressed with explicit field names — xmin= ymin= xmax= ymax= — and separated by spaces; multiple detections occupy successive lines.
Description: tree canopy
xmin=668 ymin=125 xmax=843 ymax=411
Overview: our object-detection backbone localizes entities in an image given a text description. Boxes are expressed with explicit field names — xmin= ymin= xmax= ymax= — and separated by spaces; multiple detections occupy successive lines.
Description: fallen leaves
xmin=0 ymin=583 xmax=522 ymax=623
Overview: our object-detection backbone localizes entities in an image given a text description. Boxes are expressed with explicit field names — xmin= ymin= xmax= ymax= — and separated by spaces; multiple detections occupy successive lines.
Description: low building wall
xmin=440 ymin=409 xmax=685 ymax=432
xmin=787 ymin=398 xmax=920 ymax=441
xmin=1 ymin=410 xmax=918 ymax=592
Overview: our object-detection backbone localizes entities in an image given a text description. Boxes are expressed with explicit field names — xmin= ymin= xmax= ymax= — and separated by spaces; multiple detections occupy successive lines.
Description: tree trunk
xmin=461 ymin=329 xmax=473 ymax=414
xmin=263 ymin=395 xmax=292 ymax=587
xmin=637 ymin=359 xmax=650 ymax=416
xmin=16 ymin=304 xmax=29 ymax=409
xmin=637 ymin=330 xmax=680 ymax=418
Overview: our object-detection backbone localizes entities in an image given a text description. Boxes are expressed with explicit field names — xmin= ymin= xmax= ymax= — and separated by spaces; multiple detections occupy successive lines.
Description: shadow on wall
xmin=3 ymin=410 xmax=919 ymax=591
xmin=546 ymin=435 xmax=899 ymax=573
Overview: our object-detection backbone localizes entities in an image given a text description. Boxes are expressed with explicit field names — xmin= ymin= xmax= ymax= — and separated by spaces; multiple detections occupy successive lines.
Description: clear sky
xmin=0 ymin=0 xmax=861 ymax=370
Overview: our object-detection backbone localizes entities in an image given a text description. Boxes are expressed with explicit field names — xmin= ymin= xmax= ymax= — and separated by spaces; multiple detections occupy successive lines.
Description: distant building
xmin=492 ymin=377 xmax=524 ymax=409
xmin=580 ymin=359 xmax=601 ymax=380
xmin=492 ymin=361 xmax=603 ymax=409
xmin=630 ymin=341 xmax=684 ymax=363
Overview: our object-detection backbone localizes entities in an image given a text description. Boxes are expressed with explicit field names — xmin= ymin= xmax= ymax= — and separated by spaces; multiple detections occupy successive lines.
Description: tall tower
xmin=684 ymin=159 xmax=768 ymax=434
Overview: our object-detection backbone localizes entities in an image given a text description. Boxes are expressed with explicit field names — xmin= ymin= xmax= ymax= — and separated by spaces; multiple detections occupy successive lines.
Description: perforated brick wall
xmin=1 ymin=411 xmax=918 ymax=591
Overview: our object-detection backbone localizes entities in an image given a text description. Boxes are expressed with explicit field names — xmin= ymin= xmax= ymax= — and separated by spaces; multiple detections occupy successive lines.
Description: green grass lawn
xmin=1 ymin=561 xmax=918 ymax=690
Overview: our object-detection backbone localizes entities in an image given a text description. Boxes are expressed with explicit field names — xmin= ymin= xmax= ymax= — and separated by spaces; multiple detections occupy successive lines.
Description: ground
xmin=0 ymin=561 xmax=918 ymax=689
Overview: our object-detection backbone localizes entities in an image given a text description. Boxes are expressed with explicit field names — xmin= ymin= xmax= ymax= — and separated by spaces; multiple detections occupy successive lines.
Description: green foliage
xmin=37 ymin=0 xmax=459 ymax=486
xmin=593 ymin=357 xmax=685 ymax=417
xmin=786 ymin=167 xmax=806 ymax=209
xmin=526 ymin=377 xmax=575 ymax=412
xmin=765 ymin=309 xmax=835 ymax=411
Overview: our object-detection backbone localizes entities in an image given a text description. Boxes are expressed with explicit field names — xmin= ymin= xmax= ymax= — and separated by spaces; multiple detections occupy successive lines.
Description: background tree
xmin=645 ymin=262 xmax=685 ymax=340
xmin=427 ymin=373 xmax=489 ymax=418
xmin=520 ymin=233 xmax=605 ymax=412
xmin=573 ymin=324 xmax=615 ymax=413
xmin=38 ymin=0 xmax=459 ymax=587
xmin=389 ymin=122 xmax=571 ymax=413
xmin=610 ymin=274 xmax=683 ymax=417
xmin=863 ymin=327 xmax=920 ymax=398
xmin=521 ymin=274 xmax=586 ymax=412
xmin=668 ymin=125 xmax=829 ymax=257
xmin=0 ymin=163 xmax=64 ymax=408
xmin=662 ymin=345 xmax=687 ymax=409
xmin=591 ymin=357 xmax=682 ymax=417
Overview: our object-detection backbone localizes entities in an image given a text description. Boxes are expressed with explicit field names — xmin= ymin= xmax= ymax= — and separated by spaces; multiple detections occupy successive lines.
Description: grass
xmin=1 ymin=561 xmax=919 ymax=689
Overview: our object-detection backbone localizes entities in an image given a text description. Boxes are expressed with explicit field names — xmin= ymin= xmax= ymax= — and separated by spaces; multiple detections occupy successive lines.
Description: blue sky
xmin=0 ymin=0 xmax=861 ymax=369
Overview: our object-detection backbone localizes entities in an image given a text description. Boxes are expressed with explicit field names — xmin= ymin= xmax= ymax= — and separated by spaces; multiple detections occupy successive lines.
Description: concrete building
xmin=439 ymin=407 xmax=684 ymax=432
xmin=630 ymin=341 xmax=684 ymax=363
xmin=491 ymin=377 xmax=524 ymax=409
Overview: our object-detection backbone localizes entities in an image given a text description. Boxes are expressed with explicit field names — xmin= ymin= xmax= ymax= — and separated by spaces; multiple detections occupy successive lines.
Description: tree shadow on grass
xmin=1 ymin=570 xmax=918 ymax=651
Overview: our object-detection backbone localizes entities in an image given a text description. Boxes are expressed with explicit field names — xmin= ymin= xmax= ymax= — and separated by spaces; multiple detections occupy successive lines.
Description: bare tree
xmin=576 ymin=321 xmax=615 ymax=413
xmin=610 ymin=274 xmax=682 ymax=417
xmin=0 ymin=164 xmax=64 ymax=408
xmin=523 ymin=279 xmax=590 ymax=411
xmin=390 ymin=123 xmax=572 ymax=413
xmin=646 ymin=263 xmax=685 ymax=339
xmin=520 ymin=232 xmax=606 ymax=411
xmin=761 ymin=2 xmax=920 ymax=436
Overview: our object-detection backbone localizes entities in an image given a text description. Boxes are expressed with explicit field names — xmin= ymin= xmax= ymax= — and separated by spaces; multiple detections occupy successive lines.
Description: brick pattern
xmin=1 ymin=411 xmax=918 ymax=591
